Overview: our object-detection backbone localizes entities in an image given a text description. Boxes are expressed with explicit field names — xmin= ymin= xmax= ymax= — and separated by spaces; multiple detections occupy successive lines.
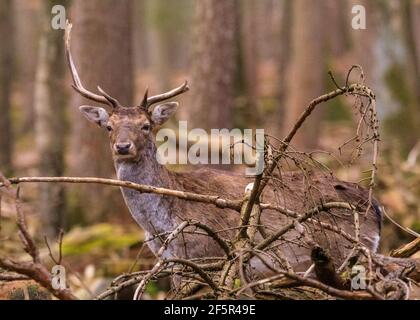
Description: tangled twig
xmin=1 ymin=67 xmax=418 ymax=300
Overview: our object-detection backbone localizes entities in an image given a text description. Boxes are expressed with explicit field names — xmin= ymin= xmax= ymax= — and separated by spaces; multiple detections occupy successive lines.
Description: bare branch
xmin=2 ymin=176 xmax=242 ymax=211
xmin=390 ymin=238 xmax=420 ymax=258
xmin=0 ymin=174 xmax=77 ymax=300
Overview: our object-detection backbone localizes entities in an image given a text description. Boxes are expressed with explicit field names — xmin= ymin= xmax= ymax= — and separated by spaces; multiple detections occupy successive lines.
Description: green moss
xmin=8 ymin=288 xmax=25 ymax=300
xmin=6 ymin=284 xmax=51 ymax=300
xmin=62 ymin=223 xmax=140 ymax=256
xmin=145 ymin=282 xmax=160 ymax=298
xmin=27 ymin=284 xmax=51 ymax=300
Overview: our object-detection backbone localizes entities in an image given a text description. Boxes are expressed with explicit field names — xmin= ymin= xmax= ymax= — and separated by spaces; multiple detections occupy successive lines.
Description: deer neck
xmin=114 ymin=138 xmax=178 ymax=235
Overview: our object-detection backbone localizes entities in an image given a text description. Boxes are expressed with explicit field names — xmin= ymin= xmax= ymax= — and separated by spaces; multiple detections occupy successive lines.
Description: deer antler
xmin=139 ymin=81 xmax=189 ymax=111
xmin=65 ymin=21 xmax=121 ymax=108
xmin=97 ymin=86 xmax=122 ymax=108
xmin=139 ymin=87 xmax=149 ymax=110
xmin=65 ymin=21 xmax=187 ymax=110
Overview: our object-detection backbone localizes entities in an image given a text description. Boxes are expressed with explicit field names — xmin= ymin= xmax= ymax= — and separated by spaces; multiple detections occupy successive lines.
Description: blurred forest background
xmin=0 ymin=0 xmax=419 ymax=298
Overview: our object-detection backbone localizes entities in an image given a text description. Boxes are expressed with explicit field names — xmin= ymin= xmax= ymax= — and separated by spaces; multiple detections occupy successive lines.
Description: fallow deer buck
xmin=65 ymin=24 xmax=382 ymax=278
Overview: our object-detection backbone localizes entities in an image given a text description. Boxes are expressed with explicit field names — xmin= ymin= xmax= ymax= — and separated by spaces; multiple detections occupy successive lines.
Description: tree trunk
xmin=188 ymin=0 xmax=237 ymax=130
xmin=68 ymin=0 xmax=133 ymax=222
xmin=350 ymin=0 xmax=376 ymax=83
xmin=0 ymin=0 xmax=15 ymax=175
xmin=148 ymin=0 xmax=171 ymax=91
xmin=401 ymin=0 xmax=420 ymax=118
xmin=283 ymin=0 xmax=326 ymax=150
xmin=267 ymin=0 xmax=292 ymax=140
xmin=15 ymin=0 xmax=41 ymax=133
xmin=402 ymin=0 xmax=420 ymax=104
xmin=239 ymin=0 xmax=260 ymax=128
xmin=326 ymin=0 xmax=350 ymax=58
xmin=34 ymin=0 xmax=68 ymax=238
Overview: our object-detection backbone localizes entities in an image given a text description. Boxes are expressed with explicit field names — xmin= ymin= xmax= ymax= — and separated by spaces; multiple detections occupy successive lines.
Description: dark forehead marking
xmin=111 ymin=107 xmax=150 ymax=121
xmin=113 ymin=107 xmax=145 ymax=116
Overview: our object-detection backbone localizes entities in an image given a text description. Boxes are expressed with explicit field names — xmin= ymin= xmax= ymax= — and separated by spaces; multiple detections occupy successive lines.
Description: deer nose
xmin=115 ymin=142 xmax=132 ymax=155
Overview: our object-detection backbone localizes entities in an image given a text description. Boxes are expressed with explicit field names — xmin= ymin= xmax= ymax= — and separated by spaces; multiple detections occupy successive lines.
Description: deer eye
xmin=141 ymin=123 xmax=151 ymax=132
xmin=106 ymin=125 xmax=113 ymax=132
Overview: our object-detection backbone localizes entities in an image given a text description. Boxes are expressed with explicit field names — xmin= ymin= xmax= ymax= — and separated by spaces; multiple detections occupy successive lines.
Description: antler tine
xmin=97 ymin=86 xmax=122 ymax=108
xmin=64 ymin=21 xmax=111 ymax=107
xmin=139 ymin=87 xmax=149 ymax=110
xmin=142 ymin=81 xmax=189 ymax=108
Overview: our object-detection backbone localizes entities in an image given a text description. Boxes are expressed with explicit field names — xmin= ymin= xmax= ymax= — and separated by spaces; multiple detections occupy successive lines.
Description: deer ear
xmin=79 ymin=105 xmax=109 ymax=127
xmin=150 ymin=102 xmax=178 ymax=125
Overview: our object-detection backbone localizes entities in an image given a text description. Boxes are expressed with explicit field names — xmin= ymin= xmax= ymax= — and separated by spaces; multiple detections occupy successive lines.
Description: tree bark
xmin=401 ymin=0 xmax=420 ymax=119
xmin=239 ymin=0 xmax=260 ymax=128
xmin=34 ymin=0 xmax=68 ymax=238
xmin=0 ymin=0 xmax=15 ymax=174
xmin=188 ymin=0 xmax=237 ymax=130
xmin=68 ymin=0 xmax=133 ymax=222
xmin=283 ymin=0 xmax=326 ymax=150
xmin=15 ymin=0 xmax=41 ymax=133
xmin=268 ymin=0 xmax=292 ymax=140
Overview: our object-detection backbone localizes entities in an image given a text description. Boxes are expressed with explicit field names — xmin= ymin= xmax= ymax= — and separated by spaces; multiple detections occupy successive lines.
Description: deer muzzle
xmin=114 ymin=142 xmax=133 ymax=155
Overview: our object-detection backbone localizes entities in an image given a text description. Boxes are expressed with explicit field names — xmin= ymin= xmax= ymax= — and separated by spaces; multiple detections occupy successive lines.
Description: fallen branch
xmin=0 ymin=174 xmax=77 ymax=300
xmin=282 ymin=272 xmax=378 ymax=300
xmin=390 ymin=237 xmax=420 ymax=258
xmin=0 ymin=272 xmax=29 ymax=281
xmin=2 ymin=176 xmax=242 ymax=211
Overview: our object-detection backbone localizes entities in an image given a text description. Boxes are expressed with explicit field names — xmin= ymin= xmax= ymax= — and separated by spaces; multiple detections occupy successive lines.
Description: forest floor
xmin=1 ymin=121 xmax=419 ymax=299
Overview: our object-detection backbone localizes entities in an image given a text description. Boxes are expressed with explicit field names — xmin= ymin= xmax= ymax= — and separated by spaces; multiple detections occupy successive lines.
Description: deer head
xmin=65 ymin=22 xmax=189 ymax=162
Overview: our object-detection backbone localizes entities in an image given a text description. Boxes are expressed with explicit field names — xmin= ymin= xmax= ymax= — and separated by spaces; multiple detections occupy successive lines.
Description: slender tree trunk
xmin=239 ymin=0 xmax=260 ymax=128
xmin=148 ymin=0 xmax=171 ymax=91
xmin=414 ymin=2 xmax=420 ymax=66
xmin=0 ymin=0 xmax=14 ymax=174
xmin=402 ymin=0 xmax=420 ymax=113
xmin=68 ymin=0 xmax=133 ymax=222
xmin=188 ymin=0 xmax=237 ymax=130
xmin=133 ymin=0 xmax=148 ymax=71
xmin=394 ymin=0 xmax=420 ymax=151
xmin=350 ymin=0 xmax=376 ymax=81
xmin=15 ymin=0 xmax=41 ymax=133
xmin=283 ymin=0 xmax=326 ymax=150
xmin=34 ymin=0 xmax=68 ymax=238
xmin=267 ymin=0 xmax=292 ymax=139
xmin=326 ymin=0 xmax=350 ymax=58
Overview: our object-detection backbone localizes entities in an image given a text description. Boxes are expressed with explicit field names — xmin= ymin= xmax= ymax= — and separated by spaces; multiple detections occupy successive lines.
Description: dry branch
xmin=390 ymin=237 xmax=420 ymax=258
xmin=0 ymin=273 xmax=29 ymax=281
xmin=2 ymin=177 xmax=242 ymax=211
xmin=0 ymin=174 xmax=77 ymax=300
xmin=1 ymin=67 xmax=418 ymax=301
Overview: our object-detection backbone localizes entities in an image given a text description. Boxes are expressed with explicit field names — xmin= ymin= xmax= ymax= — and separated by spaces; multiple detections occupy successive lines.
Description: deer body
xmin=65 ymin=22 xmax=382 ymax=276
xmin=114 ymin=134 xmax=382 ymax=274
